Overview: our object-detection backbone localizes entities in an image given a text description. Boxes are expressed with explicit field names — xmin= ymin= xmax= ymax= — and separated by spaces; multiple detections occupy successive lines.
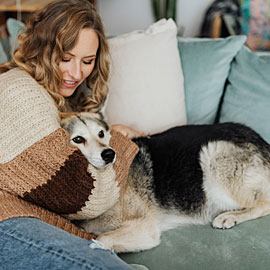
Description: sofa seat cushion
xmin=121 ymin=215 xmax=270 ymax=270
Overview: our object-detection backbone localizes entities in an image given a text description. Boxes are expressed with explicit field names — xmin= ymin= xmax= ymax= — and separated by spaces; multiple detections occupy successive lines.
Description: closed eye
xmin=72 ymin=136 xmax=86 ymax=144
xmin=83 ymin=59 xmax=95 ymax=65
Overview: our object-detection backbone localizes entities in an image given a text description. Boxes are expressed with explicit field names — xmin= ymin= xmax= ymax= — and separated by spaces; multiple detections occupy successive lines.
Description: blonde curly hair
xmin=0 ymin=0 xmax=110 ymax=114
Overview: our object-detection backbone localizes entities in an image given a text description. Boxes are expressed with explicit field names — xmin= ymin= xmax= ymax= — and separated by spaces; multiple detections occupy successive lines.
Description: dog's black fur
xmin=133 ymin=122 xmax=270 ymax=215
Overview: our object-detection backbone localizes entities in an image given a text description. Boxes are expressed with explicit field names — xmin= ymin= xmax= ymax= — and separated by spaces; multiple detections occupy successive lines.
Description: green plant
xmin=151 ymin=0 xmax=178 ymax=22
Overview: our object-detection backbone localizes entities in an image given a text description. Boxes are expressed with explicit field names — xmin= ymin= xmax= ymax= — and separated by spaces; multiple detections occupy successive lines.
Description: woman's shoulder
xmin=0 ymin=67 xmax=56 ymax=107
xmin=0 ymin=68 xmax=45 ymax=99
xmin=1 ymin=67 xmax=29 ymax=79
xmin=0 ymin=67 xmax=60 ymax=164
xmin=0 ymin=67 xmax=59 ymax=133
xmin=0 ymin=67 xmax=39 ymax=88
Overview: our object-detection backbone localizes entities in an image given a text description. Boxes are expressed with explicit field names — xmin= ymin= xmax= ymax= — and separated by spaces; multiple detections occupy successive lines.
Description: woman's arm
xmin=0 ymin=69 xmax=138 ymax=236
xmin=0 ymin=69 xmax=97 ymax=238
xmin=111 ymin=124 xmax=147 ymax=139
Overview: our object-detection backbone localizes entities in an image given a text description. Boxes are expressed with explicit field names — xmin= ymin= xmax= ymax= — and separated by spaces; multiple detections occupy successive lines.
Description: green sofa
xmin=119 ymin=37 xmax=270 ymax=269
xmin=1 ymin=19 xmax=270 ymax=270
xmin=121 ymin=216 xmax=270 ymax=270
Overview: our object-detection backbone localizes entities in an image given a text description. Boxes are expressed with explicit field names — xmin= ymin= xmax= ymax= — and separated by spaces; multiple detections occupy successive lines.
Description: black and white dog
xmin=61 ymin=112 xmax=270 ymax=253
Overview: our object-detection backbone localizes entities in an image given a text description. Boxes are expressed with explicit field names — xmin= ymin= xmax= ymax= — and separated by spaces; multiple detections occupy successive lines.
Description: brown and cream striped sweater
xmin=0 ymin=68 xmax=138 ymax=239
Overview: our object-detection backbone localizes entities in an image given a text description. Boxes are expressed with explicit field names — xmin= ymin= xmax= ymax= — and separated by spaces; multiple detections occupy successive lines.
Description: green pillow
xmin=6 ymin=18 xmax=26 ymax=54
xmin=219 ymin=46 xmax=270 ymax=142
xmin=255 ymin=51 xmax=270 ymax=64
xmin=178 ymin=36 xmax=246 ymax=124
xmin=0 ymin=40 xmax=8 ymax=63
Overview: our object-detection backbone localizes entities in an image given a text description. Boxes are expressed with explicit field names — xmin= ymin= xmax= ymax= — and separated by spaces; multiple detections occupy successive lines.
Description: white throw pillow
xmin=105 ymin=19 xmax=186 ymax=135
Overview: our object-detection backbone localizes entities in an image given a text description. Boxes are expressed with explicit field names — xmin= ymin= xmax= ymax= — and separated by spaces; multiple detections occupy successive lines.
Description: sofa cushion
xmin=219 ymin=46 xmax=270 ymax=142
xmin=121 ymin=215 xmax=270 ymax=270
xmin=0 ymin=40 xmax=8 ymax=64
xmin=0 ymin=18 xmax=26 ymax=63
xmin=7 ymin=18 xmax=26 ymax=53
xmin=255 ymin=51 xmax=270 ymax=63
xmin=178 ymin=35 xmax=246 ymax=124
xmin=105 ymin=19 xmax=186 ymax=135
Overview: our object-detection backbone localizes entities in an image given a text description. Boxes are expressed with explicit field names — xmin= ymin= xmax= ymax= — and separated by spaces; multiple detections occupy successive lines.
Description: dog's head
xmin=61 ymin=112 xmax=115 ymax=168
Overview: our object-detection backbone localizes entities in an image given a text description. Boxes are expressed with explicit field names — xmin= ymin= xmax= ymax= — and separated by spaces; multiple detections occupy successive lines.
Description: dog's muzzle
xmin=101 ymin=149 xmax=116 ymax=164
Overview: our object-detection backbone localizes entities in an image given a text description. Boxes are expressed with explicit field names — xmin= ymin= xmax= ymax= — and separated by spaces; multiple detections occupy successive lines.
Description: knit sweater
xmin=0 ymin=68 xmax=139 ymax=239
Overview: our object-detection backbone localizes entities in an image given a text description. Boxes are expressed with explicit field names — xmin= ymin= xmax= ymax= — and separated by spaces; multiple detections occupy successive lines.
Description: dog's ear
xmin=59 ymin=114 xmax=71 ymax=129
xmin=94 ymin=94 xmax=108 ymax=121
xmin=59 ymin=112 xmax=78 ymax=132
xmin=60 ymin=117 xmax=69 ymax=131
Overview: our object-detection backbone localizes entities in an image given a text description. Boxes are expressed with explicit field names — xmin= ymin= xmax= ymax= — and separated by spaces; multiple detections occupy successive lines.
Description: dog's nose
xmin=101 ymin=149 xmax=115 ymax=164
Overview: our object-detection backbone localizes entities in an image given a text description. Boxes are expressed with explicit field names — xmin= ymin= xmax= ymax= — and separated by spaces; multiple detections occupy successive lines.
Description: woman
xmin=0 ymin=0 xmax=144 ymax=269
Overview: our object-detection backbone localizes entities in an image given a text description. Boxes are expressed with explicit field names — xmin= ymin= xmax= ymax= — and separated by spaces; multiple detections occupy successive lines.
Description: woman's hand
xmin=111 ymin=124 xmax=147 ymax=139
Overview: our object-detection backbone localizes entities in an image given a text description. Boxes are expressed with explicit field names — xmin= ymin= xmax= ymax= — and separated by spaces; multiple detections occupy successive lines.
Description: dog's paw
xmin=89 ymin=239 xmax=110 ymax=251
xmin=96 ymin=235 xmax=114 ymax=251
xmin=212 ymin=213 xmax=238 ymax=229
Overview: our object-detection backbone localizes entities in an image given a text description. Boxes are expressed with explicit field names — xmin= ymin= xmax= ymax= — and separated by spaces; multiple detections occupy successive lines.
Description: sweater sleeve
xmin=110 ymin=130 xmax=139 ymax=188
xmin=0 ymin=128 xmax=96 ymax=215
xmin=0 ymin=191 xmax=95 ymax=240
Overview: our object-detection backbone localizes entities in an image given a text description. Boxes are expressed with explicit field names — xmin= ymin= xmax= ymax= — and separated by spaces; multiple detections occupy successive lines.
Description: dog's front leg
xmin=97 ymin=215 xmax=161 ymax=253
xmin=80 ymin=204 xmax=122 ymax=235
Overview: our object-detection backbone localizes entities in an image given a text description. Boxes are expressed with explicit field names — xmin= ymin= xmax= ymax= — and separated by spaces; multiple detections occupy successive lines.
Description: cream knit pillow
xmin=105 ymin=19 xmax=186 ymax=135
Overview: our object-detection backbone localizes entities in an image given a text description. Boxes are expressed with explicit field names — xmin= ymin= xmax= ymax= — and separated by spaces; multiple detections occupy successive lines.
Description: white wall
xmin=96 ymin=0 xmax=215 ymax=37
xmin=178 ymin=0 xmax=215 ymax=36
xmin=96 ymin=0 xmax=154 ymax=36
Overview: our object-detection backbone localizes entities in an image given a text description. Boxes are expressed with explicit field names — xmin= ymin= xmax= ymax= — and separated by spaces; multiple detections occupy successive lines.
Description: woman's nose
xmin=69 ymin=61 xmax=82 ymax=80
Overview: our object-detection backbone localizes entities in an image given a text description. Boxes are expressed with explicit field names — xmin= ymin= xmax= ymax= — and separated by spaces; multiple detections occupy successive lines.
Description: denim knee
xmin=0 ymin=217 xmax=132 ymax=270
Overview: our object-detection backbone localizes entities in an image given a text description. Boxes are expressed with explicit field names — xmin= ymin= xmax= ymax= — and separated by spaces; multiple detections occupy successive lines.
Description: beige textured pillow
xmin=105 ymin=19 xmax=186 ymax=135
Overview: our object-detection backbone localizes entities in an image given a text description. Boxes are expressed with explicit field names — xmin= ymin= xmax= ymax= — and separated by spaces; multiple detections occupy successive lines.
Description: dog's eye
xmin=72 ymin=136 xmax=86 ymax=144
xmin=98 ymin=130 xmax=104 ymax=138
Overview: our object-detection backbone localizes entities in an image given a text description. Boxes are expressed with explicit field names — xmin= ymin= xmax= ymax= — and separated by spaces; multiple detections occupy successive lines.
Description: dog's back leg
xmin=212 ymin=202 xmax=270 ymax=229
xmin=201 ymin=140 xmax=270 ymax=228
xmin=97 ymin=214 xmax=161 ymax=253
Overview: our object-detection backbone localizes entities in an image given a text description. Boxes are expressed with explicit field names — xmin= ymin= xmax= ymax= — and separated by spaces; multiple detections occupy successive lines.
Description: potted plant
xmin=151 ymin=0 xmax=178 ymax=22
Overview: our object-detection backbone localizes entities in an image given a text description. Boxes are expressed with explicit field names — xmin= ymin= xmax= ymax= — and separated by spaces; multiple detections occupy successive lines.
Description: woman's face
xmin=58 ymin=28 xmax=99 ymax=97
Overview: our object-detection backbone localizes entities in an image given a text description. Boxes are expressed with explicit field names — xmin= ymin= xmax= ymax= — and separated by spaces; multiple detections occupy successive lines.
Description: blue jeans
xmin=0 ymin=217 xmax=135 ymax=270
